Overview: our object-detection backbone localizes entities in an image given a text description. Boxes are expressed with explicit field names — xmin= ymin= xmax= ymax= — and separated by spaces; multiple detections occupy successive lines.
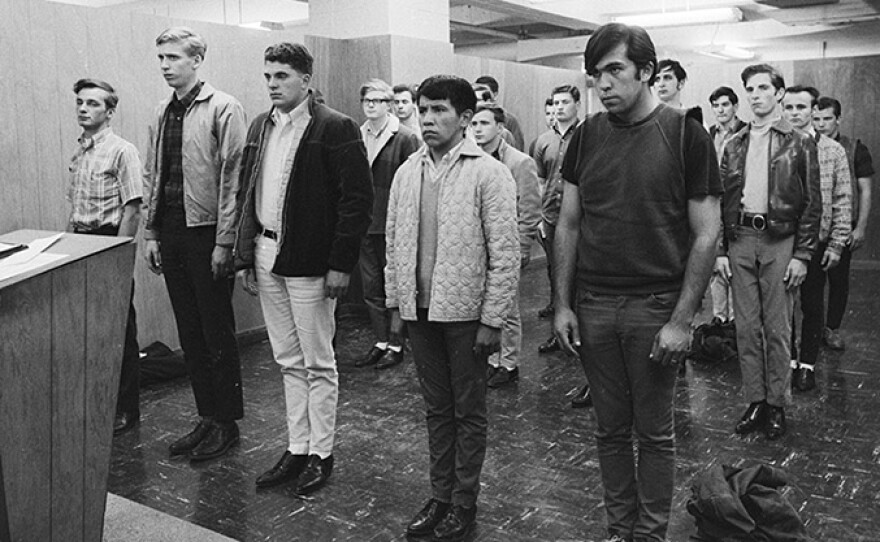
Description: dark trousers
xmin=797 ymin=241 xmax=830 ymax=366
xmin=75 ymin=225 xmax=140 ymax=415
xmin=576 ymin=290 xmax=679 ymax=542
xmin=160 ymin=225 xmax=243 ymax=421
xmin=826 ymin=243 xmax=852 ymax=330
xmin=407 ymin=309 xmax=486 ymax=508
xmin=359 ymin=234 xmax=393 ymax=344
xmin=540 ymin=220 xmax=556 ymax=306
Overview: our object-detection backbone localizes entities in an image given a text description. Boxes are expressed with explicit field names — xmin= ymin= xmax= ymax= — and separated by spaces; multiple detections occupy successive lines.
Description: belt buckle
xmin=752 ymin=215 xmax=767 ymax=231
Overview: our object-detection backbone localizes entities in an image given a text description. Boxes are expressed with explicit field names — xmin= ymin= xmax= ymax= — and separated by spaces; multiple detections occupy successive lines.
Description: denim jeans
xmin=408 ymin=310 xmax=486 ymax=508
xmin=255 ymin=235 xmax=338 ymax=457
xmin=359 ymin=234 xmax=391 ymax=344
xmin=161 ymin=225 xmax=243 ymax=422
xmin=575 ymin=289 xmax=679 ymax=542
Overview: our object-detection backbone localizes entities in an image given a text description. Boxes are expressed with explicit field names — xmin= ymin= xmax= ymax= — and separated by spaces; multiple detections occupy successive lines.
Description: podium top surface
xmin=0 ymin=229 xmax=133 ymax=290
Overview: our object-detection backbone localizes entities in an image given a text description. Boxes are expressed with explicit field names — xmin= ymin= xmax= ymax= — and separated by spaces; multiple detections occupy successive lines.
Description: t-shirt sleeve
xmin=560 ymin=123 xmax=585 ymax=185
xmin=683 ymin=117 xmax=722 ymax=198
xmin=854 ymin=140 xmax=875 ymax=178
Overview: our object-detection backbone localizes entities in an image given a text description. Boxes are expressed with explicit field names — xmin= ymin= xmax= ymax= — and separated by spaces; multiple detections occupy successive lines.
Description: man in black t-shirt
xmin=553 ymin=23 xmax=721 ymax=542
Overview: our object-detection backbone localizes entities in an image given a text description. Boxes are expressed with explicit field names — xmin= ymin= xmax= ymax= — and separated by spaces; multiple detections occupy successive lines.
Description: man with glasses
xmin=355 ymin=79 xmax=420 ymax=370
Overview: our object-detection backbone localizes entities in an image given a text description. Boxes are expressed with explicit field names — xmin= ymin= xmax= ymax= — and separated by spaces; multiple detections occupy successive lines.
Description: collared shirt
xmin=532 ymin=121 xmax=578 ymax=225
xmin=68 ymin=127 xmax=143 ymax=231
xmin=256 ymin=99 xmax=312 ymax=231
xmin=159 ymin=81 xmax=203 ymax=228
xmin=362 ymin=115 xmax=392 ymax=164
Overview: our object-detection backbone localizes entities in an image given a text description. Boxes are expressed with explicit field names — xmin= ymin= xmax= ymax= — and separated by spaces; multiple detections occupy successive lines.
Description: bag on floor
xmin=139 ymin=341 xmax=188 ymax=387
xmin=689 ymin=317 xmax=737 ymax=364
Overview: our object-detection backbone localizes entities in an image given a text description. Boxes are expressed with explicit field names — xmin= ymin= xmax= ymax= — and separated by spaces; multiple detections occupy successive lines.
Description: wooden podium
xmin=0 ymin=230 xmax=135 ymax=542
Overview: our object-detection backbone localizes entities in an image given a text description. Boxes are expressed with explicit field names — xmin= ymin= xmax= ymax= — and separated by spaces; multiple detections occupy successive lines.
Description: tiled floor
xmin=107 ymin=263 xmax=880 ymax=541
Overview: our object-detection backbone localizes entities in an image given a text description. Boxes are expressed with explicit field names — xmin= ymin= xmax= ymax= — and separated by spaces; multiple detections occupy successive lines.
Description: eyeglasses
xmin=361 ymin=98 xmax=390 ymax=106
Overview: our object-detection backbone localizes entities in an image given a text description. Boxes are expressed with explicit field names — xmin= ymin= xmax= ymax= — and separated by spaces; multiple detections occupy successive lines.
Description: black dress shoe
xmin=190 ymin=421 xmax=239 ymax=462
xmin=356 ymin=346 xmax=386 ymax=367
xmin=538 ymin=303 xmax=554 ymax=318
xmin=433 ymin=504 xmax=477 ymax=541
xmin=375 ymin=348 xmax=404 ymax=370
xmin=735 ymin=401 xmax=767 ymax=435
xmin=538 ymin=335 xmax=560 ymax=354
xmin=487 ymin=366 xmax=519 ymax=388
xmin=765 ymin=406 xmax=786 ymax=440
xmin=113 ymin=411 xmax=139 ymax=436
xmin=793 ymin=367 xmax=816 ymax=392
xmin=256 ymin=451 xmax=308 ymax=488
xmin=406 ymin=498 xmax=451 ymax=537
xmin=169 ymin=419 xmax=214 ymax=456
xmin=571 ymin=384 xmax=592 ymax=408
xmin=295 ymin=454 xmax=334 ymax=495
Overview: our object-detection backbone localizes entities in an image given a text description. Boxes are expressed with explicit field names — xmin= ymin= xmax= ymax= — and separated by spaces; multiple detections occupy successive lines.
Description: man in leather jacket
xmin=716 ymin=64 xmax=821 ymax=440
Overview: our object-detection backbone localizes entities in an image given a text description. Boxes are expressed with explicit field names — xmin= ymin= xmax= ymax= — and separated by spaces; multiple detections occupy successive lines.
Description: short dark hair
xmin=741 ymin=64 xmax=785 ymax=91
xmin=475 ymin=105 xmax=505 ymax=124
xmin=544 ymin=97 xmax=553 ymax=107
xmin=419 ymin=75 xmax=477 ymax=116
xmin=73 ymin=78 xmax=119 ymax=110
xmin=264 ymin=42 xmax=313 ymax=75
xmin=393 ymin=83 xmax=416 ymax=99
xmin=816 ymin=96 xmax=842 ymax=117
xmin=709 ymin=86 xmax=739 ymax=106
xmin=474 ymin=75 xmax=499 ymax=94
xmin=551 ymin=84 xmax=581 ymax=102
xmin=584 ymin=23 xmax=657 ymax=82
xmin=786 ymin=85 xmax=820 ymax=107
xmin=657 ymin=59 xmax=687 ymax=82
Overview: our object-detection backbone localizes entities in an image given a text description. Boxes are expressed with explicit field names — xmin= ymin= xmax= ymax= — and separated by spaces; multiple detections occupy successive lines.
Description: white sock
xmin=375 ymin=342 xmax=389 ymax=350
xmin=387 ymin=344 xmax=402 ymax=352
xmin=790 ymin=359 xmax=800 ymax=369
xmin=800 ymin=363 xmax=815 ymax=372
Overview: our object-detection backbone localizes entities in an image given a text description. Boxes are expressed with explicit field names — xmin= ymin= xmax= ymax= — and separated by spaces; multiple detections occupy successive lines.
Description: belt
xmin=260 ymin=226 xmax=277 ymax=240
xmin=738 ymin=212 xmax=768 ymax=231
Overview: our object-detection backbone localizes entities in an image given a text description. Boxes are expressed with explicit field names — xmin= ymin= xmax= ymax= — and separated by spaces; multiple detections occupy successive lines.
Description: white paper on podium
xmin=0 ymin=233 xmax=68 ymax=282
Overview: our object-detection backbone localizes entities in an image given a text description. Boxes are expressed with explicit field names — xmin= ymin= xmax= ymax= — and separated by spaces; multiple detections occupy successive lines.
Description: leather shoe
xmin=190 ymin=421 xmax=239 ymax=462
xmin=487 ymin=366 xmax=519 ymax=388
xmin=537 ymin=303 xmax=554 ymax=318
xmin=735 ymin=401 xmax=767 ymax=435
xmin=356 ymin=346 xmax=385 ymax=368
xmin=433 ymin=504 xmax=477 ymax=541
xmin=571 ymin=384 xmax=592 ymax=408
xmin=793 ymin=367 xmax=816 ymax=392
xmin=295 ymin=454 xmax=334 ymax=495
xmin=765 ymin=405 xmax=786 ymax=440
xmin=375 ymin=348 xmax=404 ymax=370
xmin=538 ymin=335 xmax=560 ymax=354
xmin=113 ymin=411 xmax=139 ymax=436
xmin=169 ymin=419 xmax=214 ymax=456
xmin=406 ymin=498 xmax=451 ymax=537
xmin=256 ymin=451 xmax=308 ymax=488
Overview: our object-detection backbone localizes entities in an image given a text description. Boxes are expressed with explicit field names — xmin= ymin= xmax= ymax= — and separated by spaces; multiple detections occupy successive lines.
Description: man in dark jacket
xmin=234 ymin=42 xmax=373 ymax=495
xmin=355 ymin=78 xmax=420 ymax=370
xmin=718 ymin=64 xmax=821 ymax=440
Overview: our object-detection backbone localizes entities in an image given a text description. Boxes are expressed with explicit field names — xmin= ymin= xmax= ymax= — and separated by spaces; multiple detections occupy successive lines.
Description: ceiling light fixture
xmin=613 ymin=7 xmax=743 ymax=28
xmin=238 ymin=21 xmax=284 ymax=31
xmin=696 ymin=45 xmax=756 ymax=60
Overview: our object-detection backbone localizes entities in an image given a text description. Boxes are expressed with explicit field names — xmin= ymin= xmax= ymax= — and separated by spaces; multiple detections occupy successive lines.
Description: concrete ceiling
xmin=53 ymin=0 xmax=880 ymax=67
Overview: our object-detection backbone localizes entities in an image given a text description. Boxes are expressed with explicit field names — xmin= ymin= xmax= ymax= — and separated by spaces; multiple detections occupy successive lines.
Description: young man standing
xmin=718 ymin=66 xmax=821 ymax=439
xmin=707 ymin=86 xmax=747 ymax=324
xmin=655 ymin=59 xmax=704 ymax=124
xmin=782 ymin=86 xmax=851 ymax=392
xmin=235 ymin=42 xmax=373 ymax=495
xmin=143 ymin=27 xmax=247 ymax=461
xmin=812 ymin=96 xmax=874 ymax=351
xmin=387 ymin=75 xmax=519 ymax=540
xmin=473 ymin=75 xmax=525 ymax=151
xmin=393 ymin=83 xmax=422 ymax=142
xmin=68 ymin=78 xmax=143 ymax=436
xmin=471 ymin=105 xmax=541 ymax=388
xmin=553 ymin=24 xmax=721 ymax=542
xmin=355 ymin=79 xmax=420 ymax=370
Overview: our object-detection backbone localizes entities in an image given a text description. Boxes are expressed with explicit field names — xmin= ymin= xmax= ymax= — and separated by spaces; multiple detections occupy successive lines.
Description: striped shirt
xmin=68 ymin=127 xmax=143 ymax=231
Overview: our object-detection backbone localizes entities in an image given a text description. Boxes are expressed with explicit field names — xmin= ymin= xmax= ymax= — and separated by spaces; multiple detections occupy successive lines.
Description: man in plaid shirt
xmin=68 ymin=78 xmax=143 ymax=435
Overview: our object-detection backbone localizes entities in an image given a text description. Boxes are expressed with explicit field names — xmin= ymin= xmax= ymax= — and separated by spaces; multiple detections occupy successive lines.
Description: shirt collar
xmin=271 ymin=97 xmax=310 ymax=126
xmin=365 ymin=114 xmax=392 ymax=137
xmin=78 ymin=126 xmax=113 ymax=150
xmin=173 ymin=81 xmax=204 ymax=111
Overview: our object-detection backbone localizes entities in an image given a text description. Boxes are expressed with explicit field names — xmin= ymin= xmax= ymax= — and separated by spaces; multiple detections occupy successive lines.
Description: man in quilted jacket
xmin=385 ymin=75 xmax=519 ymax=541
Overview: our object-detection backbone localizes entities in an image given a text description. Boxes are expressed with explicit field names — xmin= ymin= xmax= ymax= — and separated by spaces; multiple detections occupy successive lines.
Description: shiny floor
xmin=108 ymin=263 xmax=880 ymax=542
